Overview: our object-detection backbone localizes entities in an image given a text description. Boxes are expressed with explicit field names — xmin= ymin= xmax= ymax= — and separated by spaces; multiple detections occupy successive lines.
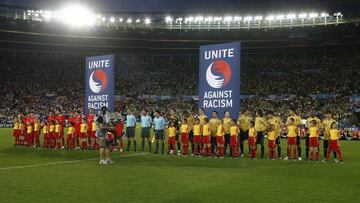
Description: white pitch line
xmin=0 ymin=153 xmax=142 ymax=171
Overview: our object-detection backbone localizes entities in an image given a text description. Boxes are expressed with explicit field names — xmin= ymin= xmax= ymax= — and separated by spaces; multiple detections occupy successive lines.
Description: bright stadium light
xmin=56 ymin=4 xmax=96 ymax=27
xmin=276 ymin=14 xmax=285 ymax=20
xmin=299 ymin=13 xmax=307 ymax=19
xmin=254 ymin=16 xmax=262 ymax=21
xmin=205 ymin=16 xmax=213 ymax=22
xmin=214 ymin=17 xmax=222 ymax=21
xmin=126 ymin=18 xmax=132 ymax=24
xmin=101 ymin=17 xmax=106 ymax=22
xmin=234 ymin=16 xmax=242 ymax=21
xmin=43 ymin=10 xmax=53 ymax=21
xmin=185 ymin=16 xmax=194 ymax=23
xmin=176 ymin=17 xmax=183 ymax=22
xmin=224 ymin=16 xmax=233 ymax=22
xmin=266 ymin=15 xmax=275 ymax=21
xmin=320 ymin=12 xmax=329 ymax=17
xmin=165 ymin=16 xmax=173 ymax=23
xmin=195 ymin=16 xmax=204 ymax=22
xmin=144 ymin=17 xmax=151 ymax=25
xmin=334 ymin=12 xmax=342 ymax=17
xmin=286 ymin=13 xmax=296 ymax=20
xmin=135 ymin=18 xmax=141 ymax=23
xmin=110 ymin=17 xmax=115 ymax=23
xmin=119 ymin=18 xmax=123 ymax=22
xmin=309 ymin=12 xmax=318 ymax=18
xmin=244 ymin=16 xmax=253 ymax=21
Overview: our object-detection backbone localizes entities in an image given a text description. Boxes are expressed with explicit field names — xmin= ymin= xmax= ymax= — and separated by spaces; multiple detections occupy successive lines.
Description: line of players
xmin=11 ymin=107 xmax=343 ymax=163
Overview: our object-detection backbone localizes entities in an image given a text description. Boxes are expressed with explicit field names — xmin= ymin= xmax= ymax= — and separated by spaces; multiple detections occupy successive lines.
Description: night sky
xmin=0 ymin=0 xmax=358 ymax=13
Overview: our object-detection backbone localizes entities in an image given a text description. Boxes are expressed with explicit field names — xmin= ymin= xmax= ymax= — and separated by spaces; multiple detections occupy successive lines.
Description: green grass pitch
xmin=0 ymin=127 xmax=359 ymax=203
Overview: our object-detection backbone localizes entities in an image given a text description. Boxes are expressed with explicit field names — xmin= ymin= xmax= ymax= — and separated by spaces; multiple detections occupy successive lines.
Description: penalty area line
xmin=0 ymin=153 xmax=142 ymax=171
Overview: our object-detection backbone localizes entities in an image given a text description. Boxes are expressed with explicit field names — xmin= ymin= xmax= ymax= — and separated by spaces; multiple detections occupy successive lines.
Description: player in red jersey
xmin=86 ymin=108 xmax=95 ymax=147
xmin=115 ymin=119 xmax=124 ymax=152
xmin=47 ymin=111 xmax=56 ymax=126
xmin=74 ymin=111 xmax=82 ymax=149
xmin=55 ymin=109 xmax=65 ymax=149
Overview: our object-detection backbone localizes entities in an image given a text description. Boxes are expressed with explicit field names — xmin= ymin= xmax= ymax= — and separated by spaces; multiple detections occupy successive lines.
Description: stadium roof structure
xmin=0 ymin=5 xmax=356 ymax=30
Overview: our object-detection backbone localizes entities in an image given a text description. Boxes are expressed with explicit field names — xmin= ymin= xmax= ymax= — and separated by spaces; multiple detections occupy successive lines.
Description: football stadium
xmin=0 ymin=0 xmax=360 ymax=202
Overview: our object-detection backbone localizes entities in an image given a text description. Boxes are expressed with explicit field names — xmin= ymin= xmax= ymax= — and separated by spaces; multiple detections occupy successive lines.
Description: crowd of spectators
xmin=0 ymin=49 xmax=358 ymax=126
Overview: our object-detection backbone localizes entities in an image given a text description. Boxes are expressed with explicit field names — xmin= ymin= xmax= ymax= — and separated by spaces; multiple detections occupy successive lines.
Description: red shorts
xmin=26 ymin=133 xmax=32 ymax=138
xmin=50 ymin=132 xmax=55 ymax=139
xmin=90 ymin=131 xmax=96 ymax=138
xmin=55 ymin=132 xmax=61 ymax=139
xmin=216 ymin=136 xmax=225 ymax=144
xmin=230 ymin=136 xmax=238 ymax=146
xmin=309 ymin=137 xmax=319 ymax=147
xmin=181 ymin=133 xmax=189 ymax=143
xmin=43 ymin=133 xmax=49 ymax=140
xmin=13 ymin=129 xmax=20 ymax=137
xmin=193 ymin=135 xmax=201 ymax=143
xmin=248 ymin=137 xmax=255 ymax=145
xmin=115 ymin=132 xmax=122 ymax=138
xmin=268 ymin=140 xmax=276 ymax=149
xmin=288 ymin=137 xmax=297 ymax=145
xmin=202 ymin=136 xmax=211 ymax=144
xmin=33 ymin=131 xmax=39 ymax=140
xmin=67 ymin=134 xmax=74 ymax=140
xmin=329 ymin=140 xmax=340 ymax=151
xmin=168 ymin=137 xmax=176 ymax=145
xmin=80 ymin=133 xmax=87 ymax=139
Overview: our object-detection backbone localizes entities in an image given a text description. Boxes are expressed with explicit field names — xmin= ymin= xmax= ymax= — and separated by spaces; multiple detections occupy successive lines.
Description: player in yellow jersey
xmin=198 ymin=108 xmax=208 ymax=126
xmin=209 ymin=111 xmax=222 ymax=155
xmin=80 ymin=118 xmax=88 ymax=150
xmin=33 ymin=118 xmax=40 ymax=147
xmin=305 ymin=110 xmax=321 ymax=160
xmin=180 ymin=118 xmax=190 ymax=155
xmin=223 ymin=110 xmax=232 ymax=156
xmin=67 ymin=122 xmax=75 ymax=150
xmin=248 ymin=121 xmax=257 ymax=159
xmin=55 ymin=120 xmax=62 ymax=149
xmin=238 ymin=109 xmax=252 ymax=157
xmin=285 ymin=118 xmax=298 ymax=160
xmin=49 ymin=120 xmax=55 ymax=149
xmin=202 ymin=118 xmax=212 ymax=157
xmin=216 ymin=123 xmax=225 ymax=158
xmin=308 ymin=120 xmax=319 ymax=162
xmin=41 ymin=121 xmax=49 ymax=148
xmin=13 ymin=117 xmax=20 ymax=145
xmin=322 ymin=111 xmax=338 ymax=162
xmin=267 ymin=111 xmax=283 ymax=159
xmin=192 ymin=118 xmax=202 ymax=156
xmin=26 ymin=121 xmax=33 ymax=147
xmin=286 ymin=108 xmax=302 ymax=160
xmin=266 ymin=124 xmax=277 ymax=160
xmin=167 ymin=122 xmax=177 ymax=155
xmin=255 ymin=110 xmax=267 ymax=159
xmin=229 ymin=119 xmax=239 ymax=158
xmin=325 ymin=122 xmax=343 ymax=163
xmin=18 ymin=119 xmax=25 ymax=146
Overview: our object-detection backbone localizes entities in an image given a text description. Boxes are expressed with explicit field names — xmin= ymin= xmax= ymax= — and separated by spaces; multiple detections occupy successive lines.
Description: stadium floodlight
xmin=96 ymin=14 xmax=101 ymax=19
xmin=223 ymin=16 xmax=233 ymax=22
xmin=254 ymin=16 xmax=262 ymax=21
xmin=195 ymin=16 xmax=204 ymax=22
xmin=43 ymin=11 xmax=53 ymax=21
xmin=110 ymin=17 xmax=115 ymax=23
xmin=320 ymin=12 xmax=329 ymax=18
xmin=276 ymin=14 xmax=285 ymax=20
xmin=185 ymin=16 xmax=194 ymax=23
xmin=204 ymin=16 xmax=213 ymax=22
xmin=101 ymin=17 xmax=106 ymax=22
xmin=126 ymin=18 xmax=132 ymax=24
xmin=286 ymin=13 xmax=296 ymax=20
xmin=56 ymin=4 xmax=96 ymax=27
xmin=234 ymin=16 xmax=242 ymax=21
xmin=144 ymin=17 xmax=151 ymax=25
xmin=165 ymin=16 xmax=173 ymax=23
xmin=176 ymin=17 xmax=183 ymax=22
xmin=334 ymin=12 xmax=342 ymax=17
xmin=213 ymin=17 xmax=222 ymax=22
xmin=135 ymin=19 xmax=141 ymax=23
xmin=119 ymin=18 xmax=123 ymax=22
xmin=266 ymin=15 xmax=275 ymax=21
xmin=299 ymin=13 xmax=307 ymax=19
xmin=244 ymin=16 xmax=253 ymax=21
xmin=309 ymin=12 xmax=318 ymax=18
